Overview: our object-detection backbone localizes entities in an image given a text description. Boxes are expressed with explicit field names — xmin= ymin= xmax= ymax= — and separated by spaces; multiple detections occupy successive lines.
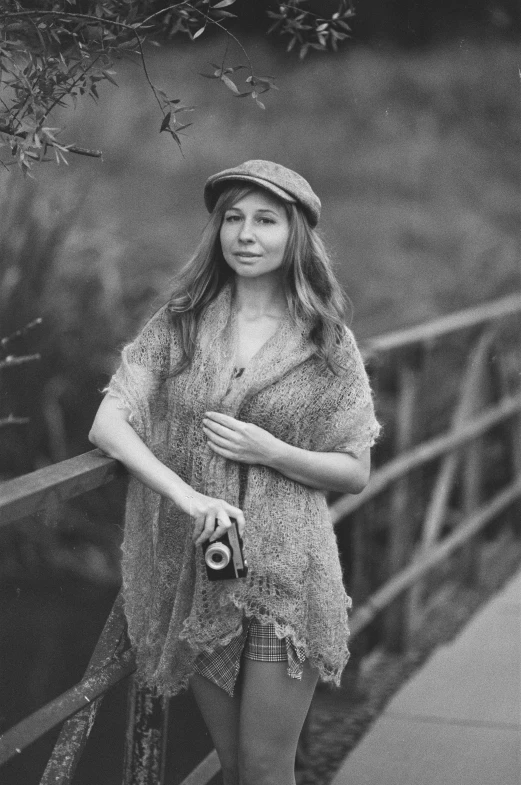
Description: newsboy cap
xmin=204 ymin=159 xmax=321 ymax=227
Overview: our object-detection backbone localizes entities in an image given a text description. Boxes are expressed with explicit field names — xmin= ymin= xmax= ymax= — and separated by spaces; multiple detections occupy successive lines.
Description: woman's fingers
xmin=210 ymin=513 xmax=233 ymax=542
xmin=189 ymin=494 xmax=245 ymax=545
xmin=203 ymin=426 xmax=233 ymax=449
xmin=207 ymin=442 xmax=236 ymax=461
xmin=227 ymin=505 xmax=246 ymax=537
xmin=192 ymin=516 xmax=205 ymax=544
xmin=205 ymin=412 xmax=239 ymax=428
xmin=203 ymin=418 xmax=238 ymax=439
xmin=194 ymin=510 xmax=232 ymax=546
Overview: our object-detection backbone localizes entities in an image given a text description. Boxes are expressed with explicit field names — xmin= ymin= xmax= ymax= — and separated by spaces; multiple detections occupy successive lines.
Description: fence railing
xmin=1 ymin=292 xmax=520 ymax=785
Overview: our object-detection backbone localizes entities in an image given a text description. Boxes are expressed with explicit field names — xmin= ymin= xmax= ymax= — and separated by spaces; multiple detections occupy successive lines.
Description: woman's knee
xmin=238 ymin=742 xmax=293 ymax=785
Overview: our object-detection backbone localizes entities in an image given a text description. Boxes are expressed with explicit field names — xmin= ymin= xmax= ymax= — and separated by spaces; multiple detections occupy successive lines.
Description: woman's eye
xmin=224 ymin=214 xmax=241 ymax=222
xmin=258 ymin=217 xmax=275 ymax=225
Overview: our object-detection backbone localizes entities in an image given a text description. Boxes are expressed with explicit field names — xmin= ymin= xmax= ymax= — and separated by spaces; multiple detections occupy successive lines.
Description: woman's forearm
xmin=202 ymin=410 xmax=371 ymax=494
xmin=89 ymin=397 xmax=193 ymax=513
xmin=267 ymin=440 xmax=370 ymax=494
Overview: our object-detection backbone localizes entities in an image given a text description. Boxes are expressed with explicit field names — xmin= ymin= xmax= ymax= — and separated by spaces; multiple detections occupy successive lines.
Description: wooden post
xmin=493 ymin=341 xmax=521 ymax=536
xmin=409 ymin=327 xmax=497 ymax=627
xmin=383 ymin=346 xmax=422 ymax=653
xmin=41 ymin=593 xmax=128 ymax=785
xmin=460 ymin=368 xmax=487 ymax=585
xmin=123 ymin=679 xmax=169 ymax=785
xmin=346 ymin=508 xmax=372 ymax=695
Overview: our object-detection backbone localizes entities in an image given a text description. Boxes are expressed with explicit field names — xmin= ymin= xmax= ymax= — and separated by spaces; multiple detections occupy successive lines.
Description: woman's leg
xmin=189 ymin=673 xmax=241 ymax=785
xmin=238 ymin=659 xmax=319 ymax=785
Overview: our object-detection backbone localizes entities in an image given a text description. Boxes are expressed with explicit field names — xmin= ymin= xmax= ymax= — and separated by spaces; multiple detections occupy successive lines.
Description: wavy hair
xmin=167 ymin=184 xmax=350 ymax=375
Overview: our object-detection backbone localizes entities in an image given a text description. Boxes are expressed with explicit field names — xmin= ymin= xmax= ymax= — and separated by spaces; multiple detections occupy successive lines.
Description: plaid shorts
xmin=244 ymin=618 xmax=288 ymax=661
xmin=193 ymin=618 xmax=307 ymax=696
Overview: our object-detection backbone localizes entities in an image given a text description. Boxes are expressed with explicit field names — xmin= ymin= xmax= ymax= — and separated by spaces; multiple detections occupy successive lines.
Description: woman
xmin=89 ymin=160 xmax=380 ymax=785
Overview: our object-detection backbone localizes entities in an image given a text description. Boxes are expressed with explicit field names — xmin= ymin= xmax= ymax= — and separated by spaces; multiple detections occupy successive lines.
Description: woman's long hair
xmin=167 ymin=184 xmax=350 ymax=375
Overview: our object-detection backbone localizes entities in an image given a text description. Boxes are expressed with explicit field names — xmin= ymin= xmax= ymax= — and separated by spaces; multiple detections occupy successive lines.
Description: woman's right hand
xmin=181 ymin=492 xmax=246 ymax=547
xmin=89 ymin=396 xmax=245 ymax=547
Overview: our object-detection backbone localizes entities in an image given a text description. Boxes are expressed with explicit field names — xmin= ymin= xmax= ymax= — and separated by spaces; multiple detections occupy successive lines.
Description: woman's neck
xmin=233 ymin=274 xmax=287 ymax=319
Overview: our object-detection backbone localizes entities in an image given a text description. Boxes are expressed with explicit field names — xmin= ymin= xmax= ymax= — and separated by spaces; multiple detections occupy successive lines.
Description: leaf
xmin=160 ymin=111 xmax=172 ymax=132
xmin=211 ymin=10 xmax=237 ymax=18
xmin=193 ymin=27 xmax=206 ymax=39
xmin=102 ymin=70 xmax=118 ymax=87
xmin=213 ymin=0 xmax=236 ymax=7
xmin=221 ymin=74 xmax=240 ymax=94
xmin=250 ymin=75 xmax=278 ymax=89
xmin=168 ymin=129 xmax=183 ymax=151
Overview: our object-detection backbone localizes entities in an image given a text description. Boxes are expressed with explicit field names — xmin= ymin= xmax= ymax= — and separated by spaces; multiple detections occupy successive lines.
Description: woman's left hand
xmin=203 ymin=411 xmax=279 ymax=466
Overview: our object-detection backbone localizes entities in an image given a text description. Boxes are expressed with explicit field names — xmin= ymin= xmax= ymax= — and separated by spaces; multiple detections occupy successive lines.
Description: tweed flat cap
xmin=204 ymin=159 xmax=321 ymax=227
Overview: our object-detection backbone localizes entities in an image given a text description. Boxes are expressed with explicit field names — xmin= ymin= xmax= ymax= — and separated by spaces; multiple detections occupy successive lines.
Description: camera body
xmin=202 ymin=518 xmax=248 ymax=581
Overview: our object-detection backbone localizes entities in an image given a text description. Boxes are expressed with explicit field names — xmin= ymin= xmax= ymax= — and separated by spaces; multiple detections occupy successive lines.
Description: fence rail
xmin=1 ymin=293 xmax=520 ymax=785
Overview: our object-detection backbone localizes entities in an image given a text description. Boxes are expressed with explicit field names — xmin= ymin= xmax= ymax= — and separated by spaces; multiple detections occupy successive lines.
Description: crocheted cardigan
xmin=106 ymin=280 xmax=380 ymax=696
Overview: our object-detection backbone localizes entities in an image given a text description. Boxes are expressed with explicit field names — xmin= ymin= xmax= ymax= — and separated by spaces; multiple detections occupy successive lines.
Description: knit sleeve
xmin=103 ymin=305 xmax=176 ymax=437
xmin=314 ymin=327 xmax=380 ymax=458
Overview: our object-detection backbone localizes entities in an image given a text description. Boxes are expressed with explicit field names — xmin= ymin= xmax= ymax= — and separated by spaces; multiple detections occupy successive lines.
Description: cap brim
xmin=205 ymin=173 xmax=296 ymax=213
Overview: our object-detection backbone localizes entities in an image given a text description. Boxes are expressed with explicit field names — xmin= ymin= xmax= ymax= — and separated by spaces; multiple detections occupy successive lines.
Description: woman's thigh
xmin=189 ymin=673 xmax=241 ymax=783
xmin=238 ymin=659 xmax=319 ymax=785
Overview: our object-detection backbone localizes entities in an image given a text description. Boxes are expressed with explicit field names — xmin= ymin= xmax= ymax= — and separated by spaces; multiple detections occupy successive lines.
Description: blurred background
xmin=0 ymin=2 xmax=520 ymax=783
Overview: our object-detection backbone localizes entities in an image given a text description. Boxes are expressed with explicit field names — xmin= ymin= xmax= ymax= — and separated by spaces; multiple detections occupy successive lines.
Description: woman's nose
xmin=238 ymin=219 xmax=255 ymax=242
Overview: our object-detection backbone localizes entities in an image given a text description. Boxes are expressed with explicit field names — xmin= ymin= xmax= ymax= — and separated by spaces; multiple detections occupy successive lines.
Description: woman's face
xmin=219 ymin=190 xmax=290 ymax=279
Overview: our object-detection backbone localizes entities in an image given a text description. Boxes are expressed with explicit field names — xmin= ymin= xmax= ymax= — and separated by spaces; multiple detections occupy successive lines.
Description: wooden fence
xmin=1 ymin=292 xmax=520 ymax=784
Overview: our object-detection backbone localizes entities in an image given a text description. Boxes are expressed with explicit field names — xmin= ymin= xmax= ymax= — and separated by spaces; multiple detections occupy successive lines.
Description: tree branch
xmin=0 ymin=354 xmax=41 ymax=371
xmin=0 ymin=123 xmax=102 ymax=159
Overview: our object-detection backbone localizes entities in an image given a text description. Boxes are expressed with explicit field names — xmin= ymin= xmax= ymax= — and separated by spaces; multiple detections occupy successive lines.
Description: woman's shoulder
xmin=136 ymin=302 xmax=181 ymax=341
xmin=124 ymin=302 xmax=180 ymax=372
xmin=329 ymin=324 xmax=367 ymax=376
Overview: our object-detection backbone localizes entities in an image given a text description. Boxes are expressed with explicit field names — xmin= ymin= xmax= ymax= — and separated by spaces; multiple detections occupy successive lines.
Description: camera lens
xmin=205 ymin=542 xmax=231 ymax=570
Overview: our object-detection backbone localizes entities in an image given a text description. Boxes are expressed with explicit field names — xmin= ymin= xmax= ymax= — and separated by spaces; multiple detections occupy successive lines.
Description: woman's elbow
xmin=88 ymin=424 xmax=101 ymax=448
xmin=342 ymin=449 xmax=371 ymax=494
xmin=88 ymin=398 xmax=128 ymax=455
xmin=345 ymin=470 xmax=369 ymax=495
xmin=88 ymin=418 xmax=106 ymax=450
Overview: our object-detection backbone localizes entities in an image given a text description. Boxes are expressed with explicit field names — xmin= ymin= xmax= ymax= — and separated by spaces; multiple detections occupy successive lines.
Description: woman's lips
xmin=234 ymin=252 xmax=261 ymax=261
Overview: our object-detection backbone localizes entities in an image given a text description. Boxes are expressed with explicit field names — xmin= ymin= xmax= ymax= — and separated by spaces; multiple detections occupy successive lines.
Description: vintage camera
xmin=202 ymin=518 xmax=248 ymax=581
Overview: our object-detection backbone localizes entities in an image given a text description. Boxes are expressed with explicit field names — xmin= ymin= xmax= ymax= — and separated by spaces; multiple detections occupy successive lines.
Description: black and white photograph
xmin=0 ymin=2 xmax=520 ymax=784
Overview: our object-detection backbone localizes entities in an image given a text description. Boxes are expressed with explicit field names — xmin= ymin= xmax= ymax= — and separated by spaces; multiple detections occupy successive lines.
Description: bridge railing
xmin=1 ymin=292 xmax=520 ymax=784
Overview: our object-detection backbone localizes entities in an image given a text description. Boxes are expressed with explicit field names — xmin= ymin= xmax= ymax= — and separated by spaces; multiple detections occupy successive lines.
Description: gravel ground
xmin=296 ymin=531 xmax=521 ymax=785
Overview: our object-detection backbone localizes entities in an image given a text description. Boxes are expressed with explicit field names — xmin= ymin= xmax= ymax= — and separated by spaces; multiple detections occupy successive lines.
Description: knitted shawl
xmin=106 ymin=280 xmax=380 ymax=696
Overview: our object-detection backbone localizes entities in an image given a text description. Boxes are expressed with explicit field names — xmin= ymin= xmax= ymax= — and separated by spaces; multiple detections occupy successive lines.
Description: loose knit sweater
xmin=106 ymin=280 xmax=380 ymax=696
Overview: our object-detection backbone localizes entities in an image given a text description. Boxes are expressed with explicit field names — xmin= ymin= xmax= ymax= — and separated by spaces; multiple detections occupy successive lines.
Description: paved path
xmin=331 ymin=569 xmax=521 ymax=785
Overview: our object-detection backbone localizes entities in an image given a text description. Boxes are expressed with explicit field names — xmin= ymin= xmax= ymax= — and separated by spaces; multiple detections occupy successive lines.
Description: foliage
xmin=1 ymin=39 xmax=519 ymax=468
xmin=0 ymin=176 xmax=129 ymax=474
xmin=0 ymin=319 xmax=41 ymax=429
xmin=0 ymin=0 xmax=354 ymax=172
